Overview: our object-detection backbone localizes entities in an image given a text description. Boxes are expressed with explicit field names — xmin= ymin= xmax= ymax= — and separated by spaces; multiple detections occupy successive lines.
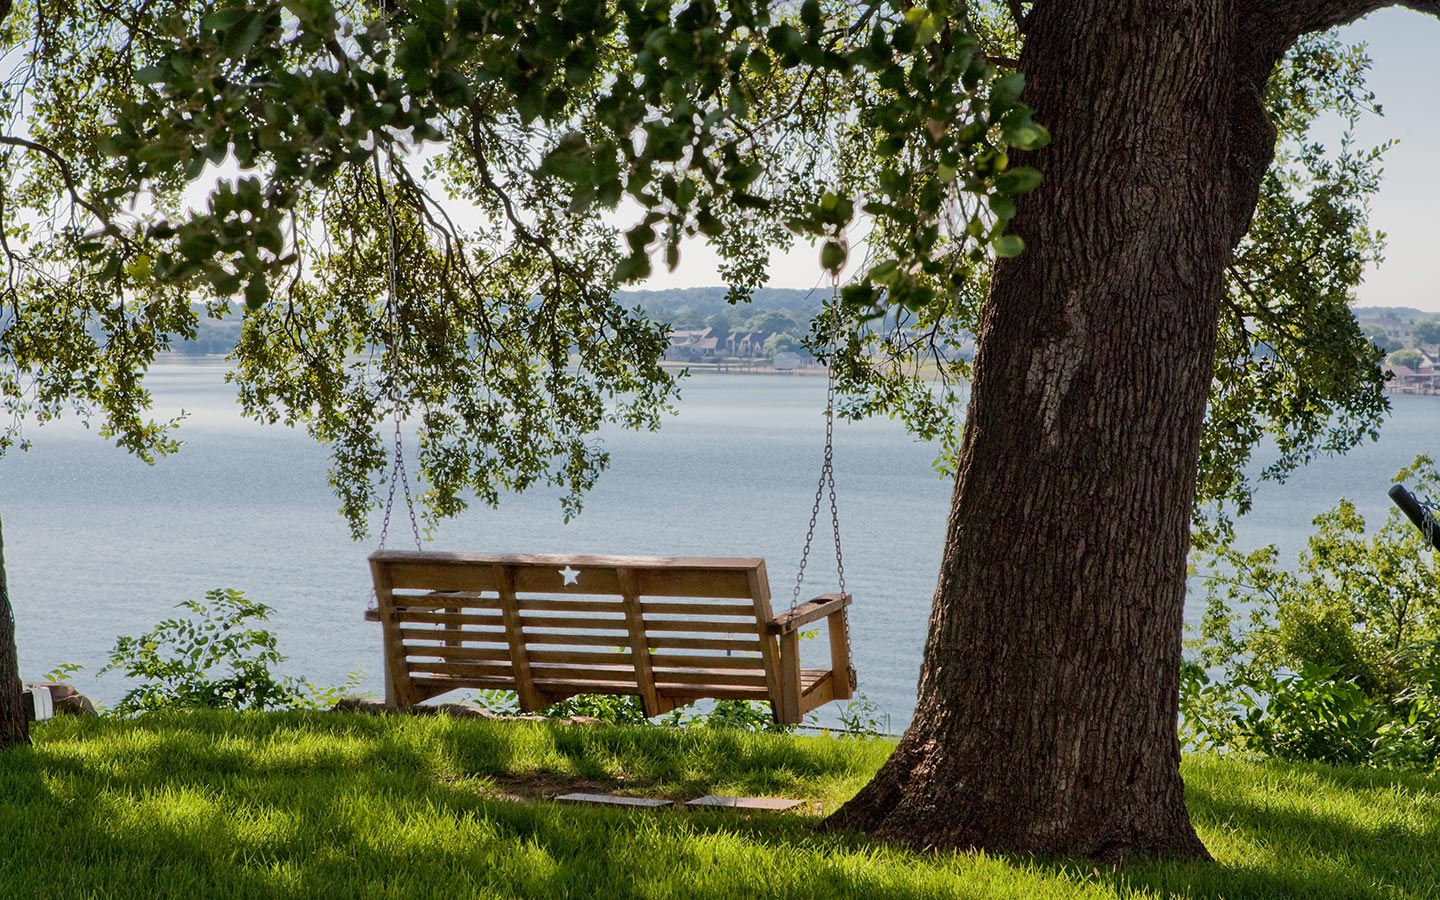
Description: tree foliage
xmin=0 ymin=0 xmax=1046 ymax=533
xmin=1185 ymin=457 xmax=1440 ymax=769
xmin=829 ymin=19 xmax=1391 ymax=522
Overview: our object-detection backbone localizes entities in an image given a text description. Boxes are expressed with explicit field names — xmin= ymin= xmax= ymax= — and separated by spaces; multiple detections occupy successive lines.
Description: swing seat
xmin=364 ymin=551 xmax=856 ymax=724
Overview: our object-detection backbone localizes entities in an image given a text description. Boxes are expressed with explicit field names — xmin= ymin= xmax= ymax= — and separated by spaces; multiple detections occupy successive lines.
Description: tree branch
xmin=0 ymin=135 xmax=111 ymax=227
xmin=1006 ymin=0 xmax=1030 ymax=33
xmin=1250 ymin=0 xmax=1440 ymax=52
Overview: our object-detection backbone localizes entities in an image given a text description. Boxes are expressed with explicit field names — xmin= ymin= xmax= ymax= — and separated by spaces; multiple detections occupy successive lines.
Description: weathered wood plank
xmin=398 ymin=626 xmax=507 ymax=642
xmin=371 ymin=558 xmax=418 ymax=707
xmin=826 ymin=610 xmax=855 ymax=702
xmin=404 ymin=645 xmax=511 ymax=662
xmin=646 ymin=653 xmax=764 ymax=670
xmin=618 ymin=567 xmax=663 ymax=717
xmin=654 ymin=684 xmax=770 ymax=701
xmin=495 ymin=564 xmax=546 ymax=711
xmin=521 ymin=631 xmax=634 ymax=648
xmin=394 ymin=610 xmax=504 ymax=627
xmin=516 ymin=614 xmax=630 ymax=631
xmin=639 ymin=601 xmax=757 ymax=618
xmin=528 ymin=649 xmax=631 ymax=665
xmin=650 ymin=668 xmax=769 ymax=687
xmin=529 ymin=664 xmax=638 ymax=683
xmin=643 ymin=635 xmax=761 ymax=652
xmin=768 ymin=594 xmax=852 ymax=635
xmin=639 ymin=619 xmax=757 ymax=634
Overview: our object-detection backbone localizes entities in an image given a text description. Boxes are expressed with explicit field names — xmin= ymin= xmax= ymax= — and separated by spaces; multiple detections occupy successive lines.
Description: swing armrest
xmin=768 ymin=594 xmax=852 ymax=635
xmin=364 ymin=607 xmax=380 ymax=622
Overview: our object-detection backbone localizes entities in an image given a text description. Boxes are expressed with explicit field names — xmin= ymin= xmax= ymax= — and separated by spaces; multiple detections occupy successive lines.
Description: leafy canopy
xmin=0 ymin=0 xmax=1044 ymax=533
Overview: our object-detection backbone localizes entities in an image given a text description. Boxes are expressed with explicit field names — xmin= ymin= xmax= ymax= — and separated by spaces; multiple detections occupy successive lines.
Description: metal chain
xmin=1423 ymin=495 xmax=1439 ymax=550
xmin=791 ymin=284 xmax=846 ymax=611
xmin=374 ymin=158 xmax=423 ymax=554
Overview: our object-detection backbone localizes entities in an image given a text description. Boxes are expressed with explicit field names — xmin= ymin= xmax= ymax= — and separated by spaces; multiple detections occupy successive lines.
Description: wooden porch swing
xmin=365 ymin=552 xmax=854 ymax=724
xmin=361 ymin=171 xmax=856 ymax=724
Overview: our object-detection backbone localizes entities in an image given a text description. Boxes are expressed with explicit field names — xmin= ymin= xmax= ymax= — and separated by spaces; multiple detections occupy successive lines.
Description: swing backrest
xmin=366 ymin=550 xmax=851 ymax=723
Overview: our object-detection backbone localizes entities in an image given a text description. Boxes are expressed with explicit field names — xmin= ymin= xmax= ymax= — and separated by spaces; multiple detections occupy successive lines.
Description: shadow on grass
xmin=7 ymin=715 xmax=1440 ymax=899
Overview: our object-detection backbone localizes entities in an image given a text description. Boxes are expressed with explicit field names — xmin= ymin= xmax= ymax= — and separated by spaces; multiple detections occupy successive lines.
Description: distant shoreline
xmin=153 ymin=351 xmax=833 ymax=377
xmin=659 ymin=361 xmax=828 ymax=376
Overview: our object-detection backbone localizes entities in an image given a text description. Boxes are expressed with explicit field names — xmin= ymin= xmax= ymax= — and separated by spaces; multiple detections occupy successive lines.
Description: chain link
xmin=374 ymin=157 xmax=422 ymax=554
xmin=791 ymin=285 xmax=846 ymax=610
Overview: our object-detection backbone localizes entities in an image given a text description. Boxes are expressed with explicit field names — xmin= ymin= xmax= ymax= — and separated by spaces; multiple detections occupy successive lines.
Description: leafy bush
xmin=99 ymin=588 xmax=343 ymax=714
xmin=1183 ymin=456 xmax=1440 ymax=769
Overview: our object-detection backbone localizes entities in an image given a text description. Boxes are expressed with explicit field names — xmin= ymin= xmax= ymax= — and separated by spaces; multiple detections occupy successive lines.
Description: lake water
xmin=1 ymin=359 xmax=1437 ymax=727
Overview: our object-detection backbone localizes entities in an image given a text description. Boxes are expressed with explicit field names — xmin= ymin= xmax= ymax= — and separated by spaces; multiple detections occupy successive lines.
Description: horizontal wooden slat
xmin=408 ymin=661 xmax=514 ymax=678
xmin=649 ymin=669 xmax=768 ymax=687
xmin=647 ymin=653 xmax=764 ymax=669
xmin=398 ymin=626 xmax=508 ymax=643
xmin=412 ymin=674 xmax=516 ymax=690
xmin=390 ymin=591 xmax=496 ymax=609
xmin=641 ymin=619 xmax=758 ymax=633
xmin=800 ymin=671 xmax=835 ymax=708
xmin=631 ymin=569 xmax=757 ymax=599
xmin=640 ymin=601 xmax=757 ymax=617
xmin=528 ymin=649 xmax=632 ymax=665
xmin=642 ymin=635 xmax=761 ymax=652
xmin=768 ymin=594 xmax=852 ymax=634
xmin=530 ymin=664 xmax=638 ymax=684
xmin=517 ymin=598 xmax=627 ymax=613
xmin=384 ymin=562 xmax=499 ymax=593
xmin=522 ymin=631 xmax=634 ymax=647
xmin=376 ymin=552 xmax=764 ymax=599
xmin=403 ymin=646 xmax=511 ymax=662
xmin=655 ymin=684 xmax=769 ymax=701
xmin=393 ymin=610 xmax=504 ymax=627
xmin=373 ymin=550 xmax=766 ymax=572
xmin=517 ymin=615 xmax=629 ymax=631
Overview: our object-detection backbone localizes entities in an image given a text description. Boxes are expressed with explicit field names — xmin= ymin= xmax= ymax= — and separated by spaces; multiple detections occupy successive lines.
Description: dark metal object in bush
xmin=1388 ymin=483 xmax=1440 ymax=550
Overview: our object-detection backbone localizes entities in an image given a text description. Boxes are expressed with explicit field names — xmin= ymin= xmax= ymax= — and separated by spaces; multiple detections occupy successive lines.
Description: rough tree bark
xmin=830 ymin=0 xmax=1438 ymax=862
xmin=0 ymin=513 xmax=27 ymax=749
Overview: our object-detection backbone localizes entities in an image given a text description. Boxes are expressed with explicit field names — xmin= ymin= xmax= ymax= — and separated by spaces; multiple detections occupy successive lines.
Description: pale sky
xmin=641 ymin=9 xmax=1440 ymax=313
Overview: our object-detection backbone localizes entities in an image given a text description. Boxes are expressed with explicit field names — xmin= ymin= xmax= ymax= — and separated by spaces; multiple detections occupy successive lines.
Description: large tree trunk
xmin=0 ymin=512 xmax=29 ymax=749
xmin=830 ymin=0 xmax=1271 ymax=861
xmin=834 ymin=0 xmax=1436 ymax=861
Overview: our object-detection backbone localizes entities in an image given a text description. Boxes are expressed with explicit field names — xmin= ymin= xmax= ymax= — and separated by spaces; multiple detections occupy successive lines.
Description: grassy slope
xmin=2 ymin=712 xmax=1439 ymax=899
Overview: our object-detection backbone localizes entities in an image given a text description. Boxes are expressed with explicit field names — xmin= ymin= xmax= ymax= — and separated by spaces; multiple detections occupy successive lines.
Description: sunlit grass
xmin=2 ymin=712 xmax=1439 ymax=899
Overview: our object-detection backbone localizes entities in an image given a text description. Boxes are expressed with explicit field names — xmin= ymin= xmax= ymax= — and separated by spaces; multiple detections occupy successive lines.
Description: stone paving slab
xmin=685 ymin=795 xmax=804 ymax=811
xmin=554 ymin=792 xmax=674 ymax=809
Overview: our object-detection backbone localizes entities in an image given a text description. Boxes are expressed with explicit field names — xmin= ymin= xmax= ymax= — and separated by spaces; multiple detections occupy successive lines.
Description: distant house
xmin=1387 ymin=362 xmax=1439 ymax=394
xmin=665 ymin=327 xmax=721 ymax=359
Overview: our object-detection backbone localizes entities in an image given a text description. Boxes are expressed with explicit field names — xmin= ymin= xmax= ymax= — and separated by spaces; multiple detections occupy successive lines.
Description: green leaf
xmin=614 ymin=253 xmax=652 ymax=282
xmin=989 ymin=73 xmax=1026 ymax=108
xmin=134 ymin=65 xmax=167 ymax=86
xmin=995 ymin=167 xmax=1043 ymax=194
xmin=222 ymin=12 xmax=266 ymax=59
xmin=993 ymin=234 xmax=1025 ymax=257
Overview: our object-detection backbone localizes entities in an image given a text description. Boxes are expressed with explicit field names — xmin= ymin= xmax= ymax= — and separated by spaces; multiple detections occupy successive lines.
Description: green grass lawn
xmin=3 ymin=712 xmax=1439 ymax=899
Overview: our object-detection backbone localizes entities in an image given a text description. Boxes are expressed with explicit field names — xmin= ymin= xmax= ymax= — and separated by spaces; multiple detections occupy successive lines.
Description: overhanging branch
xmin=1250 ymin=0 xmax=1440 ymax=51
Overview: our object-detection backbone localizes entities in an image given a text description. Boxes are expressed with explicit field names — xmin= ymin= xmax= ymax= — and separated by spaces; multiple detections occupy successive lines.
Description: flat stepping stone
xmin=554 ymin=792 xmax=673 ymax=809
xmin=685 ymin=795 xmax=804 ymax=812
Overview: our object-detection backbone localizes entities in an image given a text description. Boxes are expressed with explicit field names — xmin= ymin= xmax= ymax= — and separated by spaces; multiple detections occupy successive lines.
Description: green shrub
xmin=98 ymin=588 xmax=350 ymax=714
xmin=1184 ymin=456 xmax=1440 ymax=769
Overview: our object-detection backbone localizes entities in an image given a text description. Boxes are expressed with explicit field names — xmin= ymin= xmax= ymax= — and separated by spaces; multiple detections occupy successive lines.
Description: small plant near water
xmin=99 ymin=588 xmax=353 ymax=714
xmin=1183 ymin=456 xmax=1440 ymax=769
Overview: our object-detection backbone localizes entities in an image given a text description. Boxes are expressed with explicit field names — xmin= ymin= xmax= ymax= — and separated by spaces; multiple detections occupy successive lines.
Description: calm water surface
xmin=1 ymin=358 xmax=1436 ymax=726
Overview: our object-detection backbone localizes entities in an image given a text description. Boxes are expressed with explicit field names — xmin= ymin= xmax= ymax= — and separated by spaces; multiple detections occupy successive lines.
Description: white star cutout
xmin=559 ymin=566 xmax=580 ymax=587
